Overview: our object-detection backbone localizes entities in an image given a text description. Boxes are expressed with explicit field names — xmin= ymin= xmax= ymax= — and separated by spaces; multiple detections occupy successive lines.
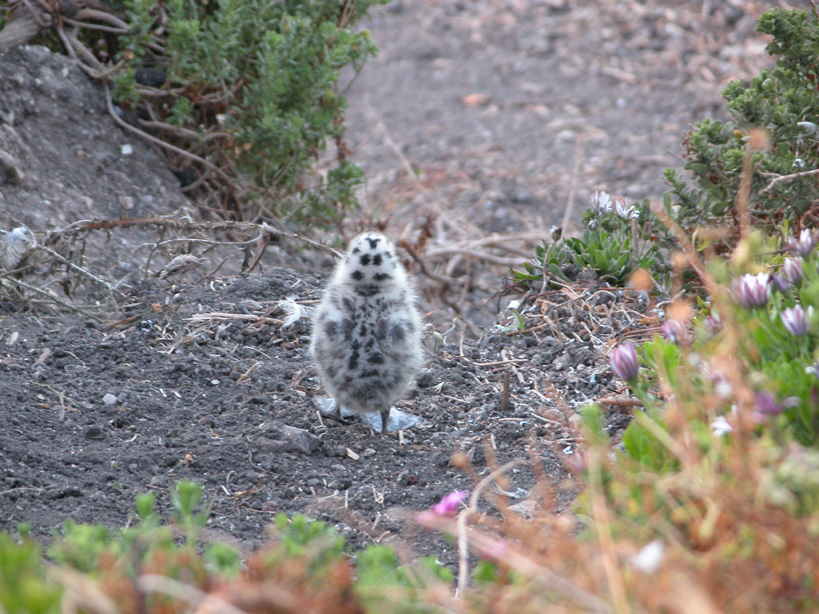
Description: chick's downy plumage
xmin=310 ymin=232 xmax=423 ymax=433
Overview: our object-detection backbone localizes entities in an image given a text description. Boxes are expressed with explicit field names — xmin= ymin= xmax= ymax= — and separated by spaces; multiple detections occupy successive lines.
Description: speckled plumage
xmin=310 ymin=232 xmax=423 ymax=433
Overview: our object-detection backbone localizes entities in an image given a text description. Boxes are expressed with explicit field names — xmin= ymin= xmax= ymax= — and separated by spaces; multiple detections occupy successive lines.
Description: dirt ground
xmin=0 ymin=0 xmax=779 ymax=563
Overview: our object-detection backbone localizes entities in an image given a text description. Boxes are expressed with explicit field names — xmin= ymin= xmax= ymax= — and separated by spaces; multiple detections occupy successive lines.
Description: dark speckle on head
xmin=367 ymin=353 xmax=384 ymax=365
xmin=373 ymin=254 xmax=382 ymax=266
xmin=374 ymin=272 xmax=391 ymax=282
xmin=360 ymin=254 xmax=371 ymax=266
xmin=351 ymin=270 xmax=363 ymax=281
xmin=352 ymin=247 xmax=360 ymax=254
xmin=366 ymin=237 xmax=381 ymax=249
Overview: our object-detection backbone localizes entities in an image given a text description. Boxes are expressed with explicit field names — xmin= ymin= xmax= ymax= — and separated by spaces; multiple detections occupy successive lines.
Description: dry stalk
xmin=587 ymin=449 xmax=629 ymax=614
xmin=650 ymin=203 xmax=716 ymax=296
xmin=137 ymin=575 xmax=250 ymax=614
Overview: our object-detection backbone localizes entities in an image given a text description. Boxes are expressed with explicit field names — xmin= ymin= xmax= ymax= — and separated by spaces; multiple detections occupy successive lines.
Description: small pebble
xmin=102 ymin=393 xmax=117 ymax=405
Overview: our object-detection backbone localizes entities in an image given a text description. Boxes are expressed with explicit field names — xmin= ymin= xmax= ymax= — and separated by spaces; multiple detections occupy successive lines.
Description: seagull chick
xmin=310 ymin=232 xmax=423 ymax=434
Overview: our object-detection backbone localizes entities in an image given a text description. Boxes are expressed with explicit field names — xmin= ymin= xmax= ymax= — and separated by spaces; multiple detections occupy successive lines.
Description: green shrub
xmin=664 ymin=7 xmax=819 ymax=236
xmin=511 ymin=193 xmax=669 ymax=290
xmin=111 ymin=0 xmax=386 ymax=227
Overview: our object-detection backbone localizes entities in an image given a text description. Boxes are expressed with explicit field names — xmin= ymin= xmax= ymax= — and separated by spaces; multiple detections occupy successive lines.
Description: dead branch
xmin=103 ymin=86 xmax=236 ymax=185
xmin=45 ymin=214 xmax=342 ymax=258
xmin=0 ymin=2 xmax=48 ymax=51
xmin=0 ymin=275 xmax=106 ymax=321
xmin=758 ymin=166 xmax=819 ymax=195
xmin=36 ymin=243 xmax=122 ymax=306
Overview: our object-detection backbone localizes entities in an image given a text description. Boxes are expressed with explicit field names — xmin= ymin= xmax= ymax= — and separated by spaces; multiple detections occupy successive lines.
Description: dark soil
xmin=0 ymin=262 xmax=643 ymax=560
xmin=0 ymin=0 xmax=776 ymax=563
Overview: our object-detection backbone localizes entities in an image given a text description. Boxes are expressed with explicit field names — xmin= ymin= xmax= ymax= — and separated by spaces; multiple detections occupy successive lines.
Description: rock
xmin=256 ymin=423 xmax=321 ymax=455
xmin=84 ymin=425 xmax=105 ymax=439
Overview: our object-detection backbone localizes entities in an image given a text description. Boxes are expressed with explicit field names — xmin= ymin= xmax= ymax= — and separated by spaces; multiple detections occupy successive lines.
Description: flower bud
xmin=610 ymin=343 xmax=639 ymax=381
xmin=660 ymin=319 xmax=688 ymax=345
xmin=781 ymin=258 xmax=804 ymax=285
xmin=786 ymin=229 xmax=818 ymax=257
xmin=431 ymin=490 xmax=469 ymax=517
xmin=781 ymin=305 xmax=811 ymax=337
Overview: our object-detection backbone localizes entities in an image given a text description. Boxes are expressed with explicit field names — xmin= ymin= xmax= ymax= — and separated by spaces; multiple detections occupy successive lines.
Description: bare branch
xmin=759 ymin=166 xmax=819 ymax=195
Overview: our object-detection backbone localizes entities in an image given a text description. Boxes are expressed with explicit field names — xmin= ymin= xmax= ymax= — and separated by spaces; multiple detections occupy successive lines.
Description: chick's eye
xmin=351 ymin=270 xmax=364 ymax=281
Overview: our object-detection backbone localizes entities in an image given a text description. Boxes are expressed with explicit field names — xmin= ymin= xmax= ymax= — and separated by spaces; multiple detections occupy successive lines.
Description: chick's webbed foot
xmin=313 ymin=397 xmax=421 ymax=433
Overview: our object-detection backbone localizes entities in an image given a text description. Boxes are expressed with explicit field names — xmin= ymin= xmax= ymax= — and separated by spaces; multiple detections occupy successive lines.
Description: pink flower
xmin=431 ymin=490 xmax=469 ymax=517
xmin=477 ymin=538 xmax=508 ymax=562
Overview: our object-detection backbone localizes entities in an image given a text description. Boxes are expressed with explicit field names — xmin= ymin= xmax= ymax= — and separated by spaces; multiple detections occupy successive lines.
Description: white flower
xmin=786 ymin=229 xmax=818 ymax=257
xmin=615 ymin=198 xmax=638 ymax=220
xmin=590 ymin=191 xmax=612 ymax=214
xmin=715 ymin=379 xmax=733 ymax=399
xmin=710 ymin=415 xmax=733 ymax=437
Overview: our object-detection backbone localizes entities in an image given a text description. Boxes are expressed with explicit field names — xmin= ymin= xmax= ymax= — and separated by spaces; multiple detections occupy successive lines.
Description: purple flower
xmin=786 ymin=229 xmax=818 ymax=257
xmin=610 ymin=343 xmax=639 ymax=381
xmin=781 ymin=305 xmax=811 ymax=336
xmin=756 ymin=392 xmax=784 ymax=416
xmin=431 ymin=490 xmax=469 ymax=517
xmin=781 ymin=258 xmax=804 ymax=285
xmin=752 ymin=392 xmax=786 ymax=424
xmin=660 ymin=319 xmax=688 ymax=345
xmin=773 ymin=275 xmax=791 ymax=293
xmin=732 ymin=273 xmax=771 ymax=308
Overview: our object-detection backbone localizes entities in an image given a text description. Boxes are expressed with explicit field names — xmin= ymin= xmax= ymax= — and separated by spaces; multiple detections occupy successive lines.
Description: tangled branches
xmin=0 ymin=211 xmax=340 ymax=321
